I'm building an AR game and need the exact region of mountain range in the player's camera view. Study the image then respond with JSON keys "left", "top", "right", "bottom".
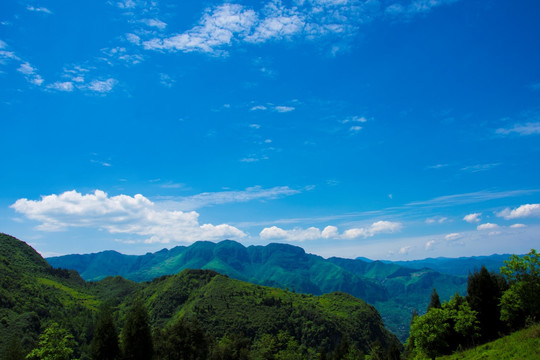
{"left": 46, "top": 239, "right": 509, "bottom": 341}
{"left": 0, "top": 233, "right": 400, "bottom": 358}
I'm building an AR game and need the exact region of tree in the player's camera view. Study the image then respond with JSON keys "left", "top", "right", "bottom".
{"left": 467, "top": 266, "right": 507, "bottom": 341}
{"left": 90, "top": 305, "right": 120, "bottom": 360}
{"left": 2, "top": 335, "right": 26, "bottom": 360}
{"left": 427, "top": 288, "right": 441, "bottom": 312}
{"left": 121, "top": 301, "right": 153, "bottom": 360}
{"left": 26, "top": 323, "right": 76, "bottom": 360}
{"left": 409, "top": 308, "right": 450, "bottom": 360}
{"left": 153, "top": 318, "right": 208, "bottom": 360}
{"left": 500, "top": 249, "right": 540, "bottom": 329}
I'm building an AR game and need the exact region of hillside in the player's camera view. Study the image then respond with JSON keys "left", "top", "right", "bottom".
{"left": 0, "top": 233, "right": 400, "bottom": 358}
{"left": 48, "top": 239, "right": 468, "bottom": 341}
{"left": 386, "top": 254, "right": 512, "bottom": 277}
{"left": 439, "top": 323, "right": 540, "bottom": 360}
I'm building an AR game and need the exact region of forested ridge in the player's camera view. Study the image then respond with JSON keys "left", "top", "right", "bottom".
{"left": 0, "top": 233, "right": 400, "bottom": 359}
{"left": 48, "top": 240, "right": 469, "bottom": 341}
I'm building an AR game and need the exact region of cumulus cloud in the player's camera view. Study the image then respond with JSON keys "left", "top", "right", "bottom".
{"left": 425, "top": 239, "right": 436, "bottom": 250}
{"left": 463, "top": 212, "right": 481, "bottom": 223}
{"left": 11, "top": 190, "right": 246, "bottom": 244}
{"left": 477, "top": 223, "right": 499, "bottom": 231}
{"left": 497, "top": 204, "right": 540, "bottom": 219}
{"left": 260, "top": 226, "right": 322, "bottom": 242}
{"left": 510, "top": 223, "right": 527, "bottom": 228}
{"left": 260, "top": 221, "right": 403, "bottom": 242}
{"left": 17, "top": 61, "right": 44, "bottom": 85}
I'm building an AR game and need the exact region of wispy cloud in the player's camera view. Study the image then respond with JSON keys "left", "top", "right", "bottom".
{"left": 407, "top": 189, "right": 539, "bottom": 208}
{"left": 17, "top": 61, "right": 44, "bottom": 85}
{"left": 27, "top": 6, "right": 53, "bottom": 14}
{"left": 11, "top": 190, "right": 246, "bottom": 244}
{"left": 496, "top": 122, "right": 540, "bottom": 136}
{"left": 461, "top": 163, "right": 500, "bottom": 173}
{"left": 164, "top": 185, "right": 302, "bottom": 210}
{"left": 477, "top": 223, "right": 499, "bottom": 230}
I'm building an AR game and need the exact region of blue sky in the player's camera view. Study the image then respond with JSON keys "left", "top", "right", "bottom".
{"left": 1, "top": 0, "right": 539, "bottom": 260}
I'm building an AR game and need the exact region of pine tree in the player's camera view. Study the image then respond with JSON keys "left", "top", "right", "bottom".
{"left": 427, "top": 288, "right": 441, "bottom": 312}
{"left": 121, "top": 300, "right": 153, "bottom": 360}
{"left": 466, "top": 266, "right": 506, "bottom": 341}
{"left": 90, "top": 305, "right": 120, "bottom": 360}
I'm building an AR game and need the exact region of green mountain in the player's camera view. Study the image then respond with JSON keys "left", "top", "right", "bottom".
{"left": 0, "top": 233, "right": 400, "bottom": 358}
{"left": 48, "top": 240, "right": 469, "bottom": 341}
{"left": 384, "top": 254, "right": 512, "bottom": 277}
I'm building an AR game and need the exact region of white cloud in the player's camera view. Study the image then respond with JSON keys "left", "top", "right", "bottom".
{"left": 259, "top": 220, "right": 402, "bottom": 242}
{"left": 425, "top": 216, "right": 448, "bottom": 224}
{"left": 497, "top": 203, "right": 540, "bottom": 219}
{"left": 477, "top": 223, "right": 499, "bottom": 231}
{"left": 463, "top": 212, "right": 481, "bottom": 223}
{"left": 399, "top": 246, "right": 412, "bottom": 255}
{"left": 341, "top": 221, "right": 403, "bottom": 239}
{"left": 17, "top": 61, "right": 44, "bottom": 85}
{"left": 47, "top": 81, "right": 74, "bottom": 92}
{"left": 349, "top": 126, "right": 363, "bottom": 132}
{"left": 260, "top": 226, "right": 322, "bottom": 242}
{"left": 274, "top": 105, "right": 295, "bottom": 113}
{"left": 385, "top": 0, "right": 458, "bottom": 17}
{"left": 143, "top": 4, "right": 258, "bottom": 54}
{"left": 116, "top": 0, "right": 136, "bottom": 9}
{"left": 142, "top": 18, "right": 167, "bottom": 30}
{"left": 510, "top": 223, "right": 527, "bottom": 228}
{"left": 250, "top": 105, "right": 268, "bottom": 111}
{"left": 27, "top": 6, "right": 53, "bottom": 14}
{"left": 321, "top": 225, "right": 339, "bottom": 239}
{"left": 461, "top": 163, "right": 500, "bottom": 173}
{"left": 11, "top": 190, "right": 246, "bottom": 244}
{"left": 126, "top": 33, "right": 141, "bottom": 45}
{"left": 445, "top": 233, "right": 462, "bottom": 241}
{"left": 87, "top": 78, "right": 117, "bottom": 93}
{"left": 169, "top": 186, "right": 301, "bottom": 210}
{"left": 425, "top": 239, "right": 436, "bottom": 250}
{"left": 244, "top": 2, "right": 305, "bottom": 43}
{"left": 496, "top": 122, "right": 540, "bottom": 136}
{"left": 341, "top": 116, "right": 368, "bottom": 124}
{"left": 249, "top": 123, "right": 261, "bottom": 129}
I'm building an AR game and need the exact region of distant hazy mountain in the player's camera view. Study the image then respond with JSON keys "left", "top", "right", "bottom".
{"left": 1, "top": 233, "right": 400, "bottom": 357}
{"left": 48, "top": 240, "right": 469, "bottom": 341}
{"left": 379, "top": 254, "right": 512, "bottom": 277}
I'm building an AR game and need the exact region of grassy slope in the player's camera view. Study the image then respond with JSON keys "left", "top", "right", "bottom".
{"left": 439, "top": 324, "right": 540, "bottom": 360}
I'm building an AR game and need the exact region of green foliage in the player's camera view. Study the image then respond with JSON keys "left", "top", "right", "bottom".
{"left": 121, "top": 301, "right": 153, "bottom": 360}
{"left": 2, "top": 335, "right": 27, "bottom": 360}
{"left": 26, "top": 323, "right": 76, "bottom": 360}
{"left": 90, "top": 305, "right": 120, "bottom": 360}
{"left": 466, "top": 266, "right": 507, "bottom": 341}
{"left": 500, "top": 249, "right": 540, "bottom": 284}
{"left": 427, "top": 288, "right": 441, "bottom": 312}
{"left": 153, "top": 318, "right": 208, "bottom": 360}
{"left": 438, "top": 323, "right": 540, "bottom": 360}
{"left": 500, "top": 249, "right": 540, "bottom": 330}
{"left": 409, "top": 294, "right": 479, "bottom": 359}
{"left": 210, "top": 334, "right": 252, "bottom": 360}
